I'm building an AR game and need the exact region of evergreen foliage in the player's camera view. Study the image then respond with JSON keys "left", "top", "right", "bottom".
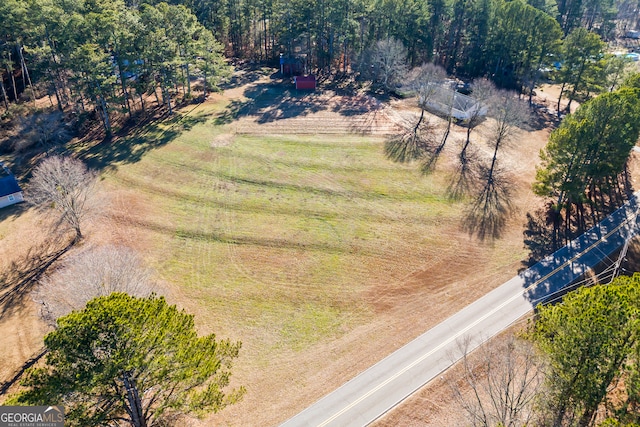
{"left": 531, "top": 274, "right": 640, "bottom": 426}
{"left": 10, "top": 293, "right": 244, "bottom": 427}
{"left": 0, "top": 0, "right": 622, "bottom": 120}
{"left": 533, "top": 86, "right": 640, "bottom": 245}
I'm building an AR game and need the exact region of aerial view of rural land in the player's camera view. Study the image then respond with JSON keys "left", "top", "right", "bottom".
{"left": 1, "top": 1, "right": 640, "bottom": 426}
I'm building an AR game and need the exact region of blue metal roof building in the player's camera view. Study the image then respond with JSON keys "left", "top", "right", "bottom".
{"left": 0, "top": 163, "right": 23, "bottom": 208}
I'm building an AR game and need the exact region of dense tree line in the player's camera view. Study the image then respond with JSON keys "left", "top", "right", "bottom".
{"left": 1, "top": 0, "right": 637, "bottom": 123}
{"left": 172, "top": 0, "right": 628, "bottom": 96}
{"left": 174, "top": 0, "right": 629, "bottom": 88}
{"left": 533, "top": 76, "right": 640, "bottom": 249}
{"left": 176, "top": 0, "right": 628, "bottom": 70}
{"left": 0, "top": 0, "right": 227, "bottom": 135}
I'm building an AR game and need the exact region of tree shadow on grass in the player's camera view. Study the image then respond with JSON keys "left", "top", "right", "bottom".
{"left": 0, "top": 232, "right": 73, "bottom": 396}
{"left": 0, "top": 234, "right": 74, "bottom": 319}
{"left": 0, "top": 347, "right": 47, "bottom": 397}
{"left": 420, "top": 137, "right": 451, "bottom": 175}
{"left": 521, "top": 203, "right": 563, "bottom": 270}
{"left": 447, "top": 148, "right": 483, "bottom": 201}
{"left": 218, "top": 64, "right": 272, "bottom": 91}
{"left": 521, "top": 175, "right": 635, "bottom": 271}
{"left": 214, "top": 74, "right": 387, "bottom": 128}
{"left": 248, "top": 83, "right": 327, "bottom": 123}
{"left": 214, "top": 98, "right": 253, "bottom": 126}
{"left": 383, "top": 114, "right": 435, "bottom": 163}
{"left": 0, "top": 202, "right": 27, "bottom": 223}
{"left": 419, "top": 120, "right": 462, "bottom": 175}
{"left": 76, "top": 106, "right": 208, "bottom": 172}
{"left": 463, "top": 167, "right": 516, "bottom": 241}
{"left": 331, "top": 92, "right": 384, "bottom": 117}
{"left": 213, "top": 82, "right": 329, "bottom": 127}
{"left": 329, "top": 74, "right": 368, "bottom": 97}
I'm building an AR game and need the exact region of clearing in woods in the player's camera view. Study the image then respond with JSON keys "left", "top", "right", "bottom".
{"left": 0, "top": 68, "right": 553, "bottom": 425}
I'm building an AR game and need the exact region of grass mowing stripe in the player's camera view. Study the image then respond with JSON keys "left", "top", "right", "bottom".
{"left": 108, "top": 112, "right": 513, "bottom": 354}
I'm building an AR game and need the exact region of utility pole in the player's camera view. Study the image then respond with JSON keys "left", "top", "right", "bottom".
{"left": 612, "top": 207, "right": 640, "bottom": 280}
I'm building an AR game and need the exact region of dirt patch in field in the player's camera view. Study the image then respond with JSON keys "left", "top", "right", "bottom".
{"left": 211, "top": 133, "right": 235, "bottom": 147}
{"left": 367, "top": 229, "right": 490, "bottom": 313}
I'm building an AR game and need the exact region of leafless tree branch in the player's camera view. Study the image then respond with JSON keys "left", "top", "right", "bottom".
{"left": 27, "top": 156, "right": 99, "bottom": 242}
{"left": 450, "top": 334, "right": 547, "bottom": 427}
{"left": 33, "top": 245, "right": 156, "bottom": 325}
{"left": 13, "top": 111, "right": 72, "bottom": 153}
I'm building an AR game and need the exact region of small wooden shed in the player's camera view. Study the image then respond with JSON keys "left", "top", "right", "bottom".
{"left": 294, "top": 75, "right": 316, "bottom": 90}
{"left": 0, "top": 163, "right": 23, "bottom": 209}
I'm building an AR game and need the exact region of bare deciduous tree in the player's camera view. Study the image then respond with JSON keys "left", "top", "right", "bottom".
{"left": 14, "top": 111, "right": 72, "bottom": 152}
{"left": 465, "top": 91, "right": 530, "bottom": 239}
{"left": 34, "top": 245, "right": 156, "bottom": 325}
{"left": 28, "top": 156, "right": 98, "bottom": 242}
{"left": 413, "top": 63, "right": 449, "bottom": 106}
{"left": 447, "top": 80, "right": 494, "bottom": 200}
{"left": 450, "top": 335, "right": 546, "bottom": 427}
{"left": 371, "top": 38, "right": 409, "bottom": 91}
{"left": 460, "top": 78, "right": 496, "bottom": 164}
{"left": 485, "top": 90, "right": 531, "bottom": 184}
{"left": 384, "top": 63, "right": 447, "bottom": 164}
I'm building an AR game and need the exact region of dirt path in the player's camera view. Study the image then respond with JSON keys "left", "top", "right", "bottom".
{"left": 224, "top": 73, "right": 403, "bottom": 135}
{"left": 534, "top": 83, "right": 580, "bottom": 116}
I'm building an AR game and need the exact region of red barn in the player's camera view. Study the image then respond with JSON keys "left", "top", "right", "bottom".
{"left": 294, "top": 75, "right": 316, "bottom": 90}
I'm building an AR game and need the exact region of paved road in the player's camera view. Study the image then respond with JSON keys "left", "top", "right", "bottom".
{"left": 280, "top": 191, "right": 640, "bottom": 427}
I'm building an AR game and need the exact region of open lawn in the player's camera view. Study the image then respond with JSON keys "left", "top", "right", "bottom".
{"left": 105, "top": 126, "right": 466, "bottom": 347}
{"left": 95, "top": 95, "right": 533, "bottom": 425}
{"left": 0, "top": 72, "right": 550, "bottom": 426}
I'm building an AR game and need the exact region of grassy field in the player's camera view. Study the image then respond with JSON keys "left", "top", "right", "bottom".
{"left": 82, "top": 93, "right": 536, "bottom": 425}
{"left": 99, "top": 101, "right": 469, "bottom": 356}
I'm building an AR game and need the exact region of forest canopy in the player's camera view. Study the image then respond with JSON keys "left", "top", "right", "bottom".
{"left": 1, "top": 0, "right": 637, "bottom": 111}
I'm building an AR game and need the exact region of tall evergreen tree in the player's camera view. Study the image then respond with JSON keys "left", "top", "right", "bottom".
{"left": 555, "top": 27, "right": 607, "bottom": 114}
{"left": 531, "top": 277, "right": 640, "bottom": 427}
{"left": 534, "top": 87, "right": 640, "bottom": 241}
{"left": 10, "top": 293, "right": 245, "bottom": 427}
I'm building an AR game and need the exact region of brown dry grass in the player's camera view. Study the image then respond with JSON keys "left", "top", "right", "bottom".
{"left": 0, "top": 209, "right": 62, "bottom": 394}
{"left": 372, "top": 324, "right": 537, "bottom": 427}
